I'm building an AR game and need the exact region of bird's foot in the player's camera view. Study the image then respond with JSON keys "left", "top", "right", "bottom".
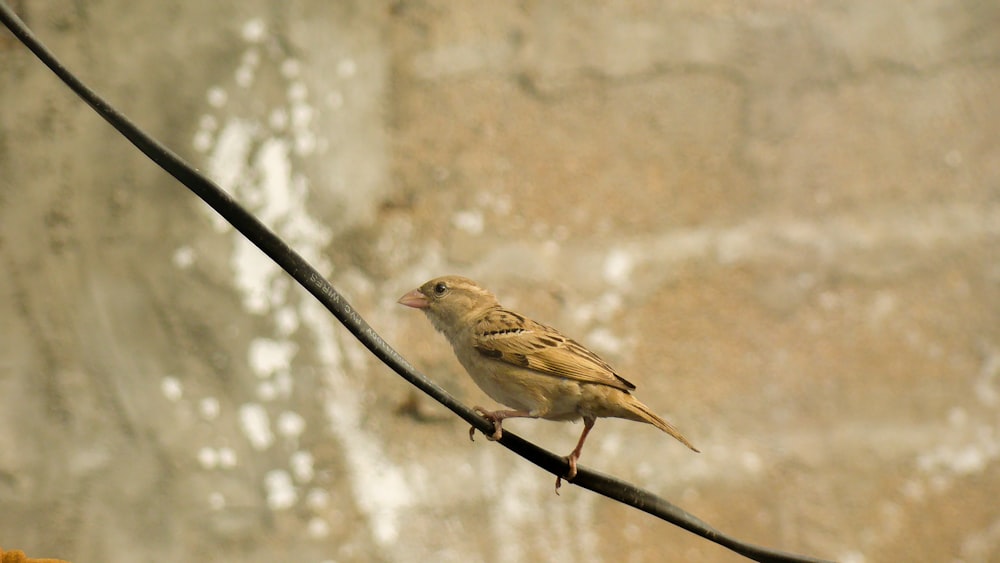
{"left": 554, "top": 454, "right": 579, "bottom": 494}
{"left": 469, "top": 406, "right": 503, "bottom": 441}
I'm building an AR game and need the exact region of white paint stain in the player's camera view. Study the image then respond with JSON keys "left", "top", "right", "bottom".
{"left": 172, "top": 246, "right": 195, "bottom": 269}
{"left": 248, "top": 338, "right": 297, "bottom": 378}
{"left": 302, "top": 299, "right": 414, "bottom": 545}
{"left": 241, "top": 18, "right": 267, "bottom": 43}
{"left": 197, "top": 447, "right": 218, "bottom": 469}
{"left": 277, "top": 410, "right": 306, "bottom": 438}
{"left": 452, "top": 210, "right": 484, "bottom": 235}
{"left": 290, "top": 450, "right": 315, "bottom": 483}
{"left": 239, "top": 403, "right": 274, "bottom": 451}
{"left": 265, "top": 469, "right": 297, "bottom": 510}
{"left": 218, "top": 447, "right": 238, "bottom": 469}
{"left": 603, "top": 248, "right": 633, "bottom": 285}
{"left": 194, "top": 24, "right": 411, "bottom": 549}
{"left": 308, "top": 517, "right": 331, "bottom": 538}
{"left": 160, "top": 377, "right": 183, "bottom": 402}
{"left": 207, "top": 86, "right": 228, "bottom": 108}
{"left": 199, "top": 396, "right": 220, "bottom": 420}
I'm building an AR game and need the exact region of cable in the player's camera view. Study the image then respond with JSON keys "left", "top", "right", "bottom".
{"left": 0, "top": 4, "right": 833, "bottom": 562}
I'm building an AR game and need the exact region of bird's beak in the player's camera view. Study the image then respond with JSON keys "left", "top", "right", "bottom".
{"left": 397, "top": 289, "right": 430, "bottom": 309}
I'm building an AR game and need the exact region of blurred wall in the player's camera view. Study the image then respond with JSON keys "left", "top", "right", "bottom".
{"left": 1, "top": 1, "right": 998, "bottom": 562}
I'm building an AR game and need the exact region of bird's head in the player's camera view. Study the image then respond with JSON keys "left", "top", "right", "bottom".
{"left": 398, "top": 275, "right": 499, "bottom": 334}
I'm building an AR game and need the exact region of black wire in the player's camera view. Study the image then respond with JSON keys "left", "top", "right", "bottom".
{"left": 0, "top": 5, "right": 834, "bottom": 563}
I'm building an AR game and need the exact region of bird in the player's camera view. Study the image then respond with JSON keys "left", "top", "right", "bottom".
{"left": 398, "top": 275, "right": 698, "bottom": 491}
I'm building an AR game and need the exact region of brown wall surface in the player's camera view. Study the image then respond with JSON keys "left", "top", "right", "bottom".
{"left": 2, "top": 2, "right": 998, "bottom": 561}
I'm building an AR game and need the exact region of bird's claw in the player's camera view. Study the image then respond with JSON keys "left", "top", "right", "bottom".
{"left": 554, "top": 455, "right": 579, "bottom": 494}
{"left": 470, "top": 407, "right": 503, "bottom": 441}
{"left": 469, "top": 425, "right": 502, "bottom": 441}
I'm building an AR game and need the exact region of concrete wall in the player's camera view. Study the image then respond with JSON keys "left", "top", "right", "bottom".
{"left": 2, "top": 1, "right": 998, "bottom": 561}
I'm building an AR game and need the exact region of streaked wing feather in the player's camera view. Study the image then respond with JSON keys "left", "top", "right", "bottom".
{"left": 473, "top": 308, "right": 636, "bottom": 392}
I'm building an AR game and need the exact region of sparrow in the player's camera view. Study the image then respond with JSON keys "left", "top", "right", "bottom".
{"left": 398, "top": 275, "right": 698, "bottom": 491}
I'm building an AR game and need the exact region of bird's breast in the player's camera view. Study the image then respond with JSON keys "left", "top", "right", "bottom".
{"left": 452, "top": 347, "right": 583, "bottom": 419}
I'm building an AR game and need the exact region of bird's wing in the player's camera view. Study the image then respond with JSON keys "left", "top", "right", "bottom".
{"left": 473, "top": 308, "right": 636, "bottom": 392}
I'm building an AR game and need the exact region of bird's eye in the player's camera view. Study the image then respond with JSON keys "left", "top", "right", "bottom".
{"left": 433, "top": 281, "right": 448, "bottom": 296}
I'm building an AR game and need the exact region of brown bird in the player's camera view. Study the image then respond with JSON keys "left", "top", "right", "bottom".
{"left": 398, "top": 275, "right": 698, "bottom": 491}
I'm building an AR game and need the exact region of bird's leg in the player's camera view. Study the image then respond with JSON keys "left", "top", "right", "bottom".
{"left": 469, "top": 406, "right": 535, "bottom": 441}
{"left": 555, "top": 416, "right": 596, "bottom": 493}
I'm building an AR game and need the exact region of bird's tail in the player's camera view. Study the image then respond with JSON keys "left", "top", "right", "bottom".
{"left": 620, "top": 395, "right": 700, "bottom": 453}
